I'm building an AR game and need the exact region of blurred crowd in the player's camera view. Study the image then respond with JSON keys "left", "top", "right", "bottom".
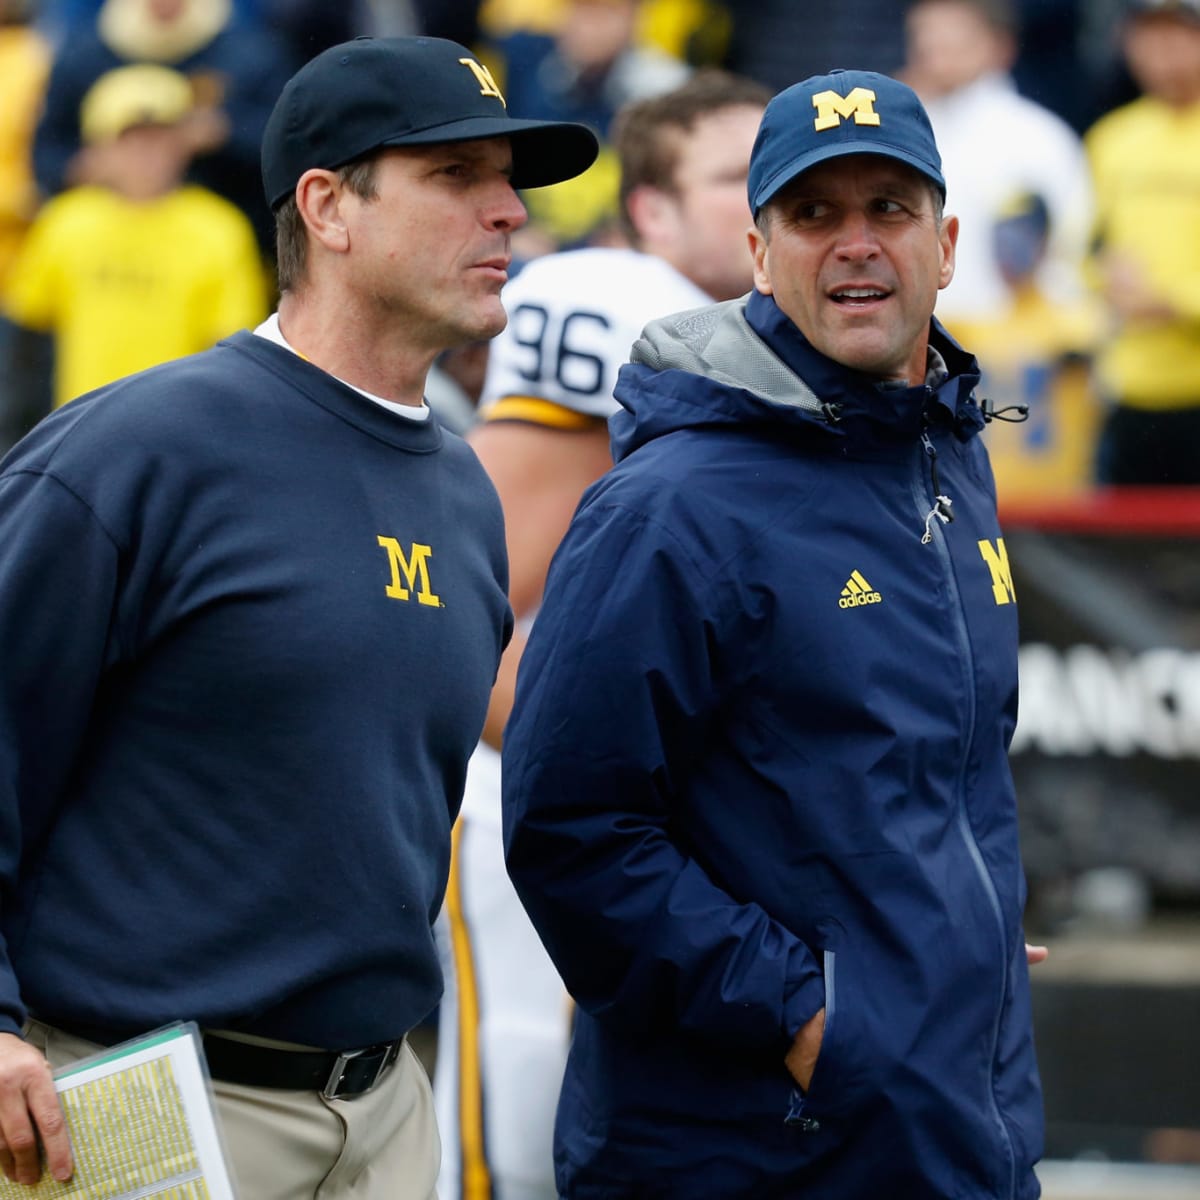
{"left": 1, "top": 0, "right": 1198, "bottom": 1170}
{"left": 2, "top": 0, "right": 1200, "bottom": 494}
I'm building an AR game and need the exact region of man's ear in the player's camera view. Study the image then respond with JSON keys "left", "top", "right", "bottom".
{"left": 749, "top": 224, "right": 773, "bottom": 295}
{"left": 938, "top": 213, "right": 959, "bottom": 290}
{"left": 295, "top": 168, "right": 350, "bottom": 253}
{"left": 625, "top": 184, "right": 675, "bottom": 247}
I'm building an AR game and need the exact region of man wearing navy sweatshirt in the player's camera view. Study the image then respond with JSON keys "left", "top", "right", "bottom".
{"left": 0, "top": 36, "right": 596, "bottom": 1199}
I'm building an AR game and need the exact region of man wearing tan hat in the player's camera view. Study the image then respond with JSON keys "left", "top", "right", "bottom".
{"left": 33, "top": 0, "right": 294, "bottom": 251}
{"left": 4, "top": 61, "right": 266, "bottom": 408}
{"left": 0, "top": 36, "right": 597, "bottom": 1200}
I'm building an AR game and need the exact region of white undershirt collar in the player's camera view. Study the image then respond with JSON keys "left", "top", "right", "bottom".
{"left": 254, "top": 314, "right": 431, "bottom": 421}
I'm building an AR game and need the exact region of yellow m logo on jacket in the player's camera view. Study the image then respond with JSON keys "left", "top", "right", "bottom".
{"left": 978, "top": 538, "right": 1016, "bottom": 606}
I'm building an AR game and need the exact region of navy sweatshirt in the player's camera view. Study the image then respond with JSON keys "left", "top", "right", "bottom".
{"left": 0, "top": 332, "right": 511, "bottom": 1049}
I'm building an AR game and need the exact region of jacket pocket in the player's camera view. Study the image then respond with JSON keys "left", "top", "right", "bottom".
{"left": 784, "top": 948, "right": 837, "bottom": 1131}
{"left": 785, "top": 946, "right": 878, "bottom": 1124}
{"left": 807, "top": 948, "right": 838, "bottom": 1093}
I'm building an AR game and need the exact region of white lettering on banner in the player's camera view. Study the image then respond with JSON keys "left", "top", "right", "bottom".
{"left": 1012, "top": 643, "right": 1200, "bottom": 759}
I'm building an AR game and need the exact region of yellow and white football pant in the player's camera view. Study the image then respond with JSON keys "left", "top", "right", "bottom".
{"left": 435, "top": 743, "right": 571, "bottom": 1200}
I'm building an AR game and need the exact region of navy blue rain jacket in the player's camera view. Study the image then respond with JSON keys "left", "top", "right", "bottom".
{"left": 503, "top": 291, "right": 1044, "bottom": 1199}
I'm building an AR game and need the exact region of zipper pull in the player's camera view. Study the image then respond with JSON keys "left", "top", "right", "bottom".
{"left": 920, "top": 430, "right": 955, "bottom": 545}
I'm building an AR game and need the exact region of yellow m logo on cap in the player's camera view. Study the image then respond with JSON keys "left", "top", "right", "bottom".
{"left": 459, "top": 57, "right": 505, "bottom": 105}
{"left": 812, "top": 87, "right": 881, "bottom": 132}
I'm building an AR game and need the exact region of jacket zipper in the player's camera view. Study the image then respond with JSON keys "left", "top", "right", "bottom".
{"left": 912, "top": 428, "right": 1018, "bottom": 1198}
{"left": 919, "top": 427, "right": 955, "bottom": 544}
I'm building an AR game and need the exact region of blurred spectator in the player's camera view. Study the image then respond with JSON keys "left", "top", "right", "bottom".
{"left": 488, "top": 0, "right": 690, "bottom": 246}
{"left": 714, "top": 0, "right": 906, "bottom": 94}
{"left": 0, "top": 0, "right": 53, "bottom": 454}
{"left": 432, "top": 67, "right": 767, "bottom": 1200}
{"left": 408, "top": 0, "right": 476, "bottom": 43}
{"left": 0, "top": 0, "right": 49, "bottom": 290}
{"left": 492, "top": 0, "right": 688, "bottom": 135}
{"left": 476, "top": 0, "right": 566, "bottom": 38}
{"left": 949, "top": 192, "right": 1104, "bottom": 502}
{"left": 37, "top": 0, "right": 277, "bottom": 34}
{"left": 4, "top": 62, "right": 267, "bottom": 408}
{"left": 1085, "top": 0, "right": 1200, "bottom": 485}
{"left": 1080, "top": 0, "right": 1143, "bottom": 120}
{"left": 903, "top": 0, "right": 1093, "bottom": 328}
{"left": 1009, "top": 0, "right": 1092, "bottom": 132}
{"left": 32, "top": 0, "right": 296, "bottom": 254}
{"left": 257, "top": 0, "right": 374, "bottom": 61}
{"left": 605, "top": 0, "right": 730, "bottom": 70}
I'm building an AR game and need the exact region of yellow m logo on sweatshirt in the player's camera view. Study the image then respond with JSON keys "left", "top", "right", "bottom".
{"left": 377, "top": 537, "right": 442, "bottom": 607}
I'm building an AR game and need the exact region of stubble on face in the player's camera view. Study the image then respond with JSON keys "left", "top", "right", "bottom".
{"left": 350, "top": 140, "right": 525, "bottom": 353}
{"left": 750, "top": 157, "right": 956, "bottom": 384}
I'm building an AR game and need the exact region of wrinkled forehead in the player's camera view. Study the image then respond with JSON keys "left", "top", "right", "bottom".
{"left": 772, "top": 153, "right": 937, "bottom": 201}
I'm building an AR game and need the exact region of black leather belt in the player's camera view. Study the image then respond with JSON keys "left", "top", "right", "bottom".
{"left": 200, "top": 1033, "right": 404, "bottom": 1100}
{"left": 36, "top": 1016, "right": 404, "bottom": 1100}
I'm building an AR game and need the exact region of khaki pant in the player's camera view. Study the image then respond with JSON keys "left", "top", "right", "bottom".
{"left": 26, "top": 1021, "right": 440, "bottom": 1200}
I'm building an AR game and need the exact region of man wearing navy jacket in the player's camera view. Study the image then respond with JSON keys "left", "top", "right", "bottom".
{"left": 504, "top": 70, "right": 1044, "bottom": 1198}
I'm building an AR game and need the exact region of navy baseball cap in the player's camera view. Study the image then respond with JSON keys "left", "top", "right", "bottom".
{"left": 262, "top": 36, "right": 600, "bottom": 210}
{"left": 748, "top": 68, "right": 945, "bottom": 216}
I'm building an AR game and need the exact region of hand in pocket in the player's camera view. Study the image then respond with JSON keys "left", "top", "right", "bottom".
{"left": 784, "top": 1007, "right": 826, "bottom": 1091}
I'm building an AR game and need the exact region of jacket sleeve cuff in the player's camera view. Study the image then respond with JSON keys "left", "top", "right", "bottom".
{"left": 781, "top": 945, "right": 827, "bottom": 1042}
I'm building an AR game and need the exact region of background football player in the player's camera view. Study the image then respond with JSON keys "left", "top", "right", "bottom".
{"left": 434, "top": 68, "right": 771, "bottom": 1200}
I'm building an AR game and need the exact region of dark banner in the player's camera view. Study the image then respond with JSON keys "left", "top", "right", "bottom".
{"left": 1001, "top": 489, "right": 1200, "bottom": 925}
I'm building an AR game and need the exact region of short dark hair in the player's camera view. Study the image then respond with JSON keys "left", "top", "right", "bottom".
{"left": 611, "top": 69, "right": 771, "bottom": 246}
{"left": 274, "top": 157, "right": 379, "bottom": 294}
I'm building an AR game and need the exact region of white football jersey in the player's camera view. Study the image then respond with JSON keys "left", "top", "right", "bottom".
{"left": 480, "top": 246, "right": 713, "bottom": 423}
{"left": 439, "top": 248, "right": 714, "bottom": 1200}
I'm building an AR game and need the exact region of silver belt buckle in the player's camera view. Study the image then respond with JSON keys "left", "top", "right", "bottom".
{"left": 322, "top": 1041, "right": 399, "bottom": 1100}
